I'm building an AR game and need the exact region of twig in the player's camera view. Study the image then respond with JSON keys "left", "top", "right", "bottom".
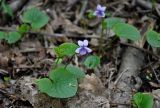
{"left": 106, "top": 0, "right": 130, "bottom": 7}
{"left": 10, "top": 0, "right": 28, "bottom": 13}
{"left": 110, "top": 102, "right": 130, "bottom": 106}
{"left": 0, "top": 69, "right": 8, "bottom": 75}
{"left": 155, "top": 6, "right": 160, "bottom": 18}
{"left": 136, "top": 0, "right": 152, "bottom": 9}
{"left": 114, "top": 68, "right": 128, "bottom": 85}
{"left": 147, "top": 51, "right": 160, "bottom": 83}
{"left": 108, "top": 68, "right": 115, "bottom": 84}
{"left": 66, "top": 0, "right": 79, "bottom": 11}
{"left": 120, "top": 42, "right": 160, "bottom": 59}
{"left": 13, "top": 65, "right": 41, "bottom": 69}
{"left": 19, "top": 48, "right": 42, "bottom": 53}
{"left": 74, "top": 0, "right": 88, "bottom": 24}
{"left": 0, "top": 89, "right": 17, "bottom": 99}
{"left": 0, "top": 26, "right": 101, "bottom": 39}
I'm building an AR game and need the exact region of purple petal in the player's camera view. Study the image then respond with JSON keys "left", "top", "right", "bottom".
{"left": 96, "top": 11, "right": 105, "bottom": 17}
{"left": 78, "top": 40, "right": 84, "bottom": 46}
{"left": 79, "top": 48, "right": 87, "bottom": 55}
{"left": 85, "top": 47, "right": 92, "bottom": 53}
{"left": 101, "top": 12, "right": 105, "bottom": 17}
{"left": 101, "top": 6, "right": 106, "bottom": 11}
{"left": 93, "top": 11, "right": 98, "bottom": 16}
{"left": 83, "top": 40, "right": 88, "bottom": 46}
{"left": 97, "top": 4, "right": 102, "bottom": 10}
{"left": 75, "top": 47, "right": 81, "bottom": 53}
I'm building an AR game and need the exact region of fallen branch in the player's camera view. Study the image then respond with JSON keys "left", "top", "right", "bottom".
{"left": 136, "top": 0, "right": 160, "bottom": 10}
{"left": 0, "top": 26, "right": 101, "bottom": 39}
{"left": 120, "top": 42, "right": 160, "bottom": 59}
{"left": 136, "top": 0, "right": 152, "bottom": 9}
{"left": 10, "top": 0, "right": 28, "bottom": 13}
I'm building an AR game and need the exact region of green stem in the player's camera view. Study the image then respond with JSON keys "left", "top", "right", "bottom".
{"left": 64, "top": 55, "right": 75, "bottom": 69}
{"left": 99, "top": 19, "right": 105, "bottom": 55}
{"left": 53, "top": 58, "right": 60, "bottom": 69}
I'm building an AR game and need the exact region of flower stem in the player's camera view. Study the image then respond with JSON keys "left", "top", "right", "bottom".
{"left": 64, "top": 55, "right": 75, "bottom": 69}
{"left": 53, "top": 58, "right": 60, "bottom": 69}
{"left": 99, "top": 20, "right": 105, "bottom": 55}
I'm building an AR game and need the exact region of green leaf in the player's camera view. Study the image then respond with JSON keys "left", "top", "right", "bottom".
{"left": 113, "top": 23, "right": 141, "bottom": 41}
{"left": 105, "top": 17, "right": 125, "bottom": 29}
{"left": 18, "top": 24, "right": 30, "bottom": 34}
{"left": 133, "top": 92, "right": 154, "bottom": 108}
{"left": 66, "top": 64, "right": 85, "bottom": 78}
{"left": 87, "top": 10, "right": 95, "bottom": 19}
{"left": 36, "top": 78, "right": 52, "bottom": 93}
{"left": 84, "top": 55, "right": 100, "bottom": 69}
{"left": 7, "top": 32, "right": 21, "bottom": 44}
{"left": 54, "top": 43, "right": 78, "bottom": 58}
{"left": 2, "top": 0, "right": 13, "bottom": 17}
{"left": 146, "top": 30, "right": 160, "bottom": 47}
{"left": 22, "top": 8, "right": 49, "bottom": 29}
{"left": 48, "top": 67, "right": 78, "bottom": 98}
{"left": 133, "top": 92, "right": 143, "bottom": 108}
{"left": 0, "top": 31, "right": 6, "bottom": 40}
{"left": 55, "top": 58, "right": 62, "bottom": 64}
{"left": 102, "top": 19, "right": 107, "bottom": 29}
{"left": 4, "top": 76, "right": 10, "bottom": 82}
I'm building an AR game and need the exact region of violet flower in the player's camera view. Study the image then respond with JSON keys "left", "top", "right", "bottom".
{"left": 93, "top": 4, "right": 106, "bottom": 17}
{"left": 75, "top": 40, "right": 92, "bottom": 55}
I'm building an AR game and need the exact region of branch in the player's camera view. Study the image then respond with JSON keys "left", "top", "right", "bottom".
{"left": 0, "top": 26, "right": 101, "bottom": 39}
{"left": 120, "top": 42, "right": 160, "bottom": 59}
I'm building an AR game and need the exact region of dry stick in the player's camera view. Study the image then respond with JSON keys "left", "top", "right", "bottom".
{"left": 136, "top": 0, "right": 152, "bottom": 9}
{"left": 74, "top": 0, "right": 88, "bottom": 24}
{"left": 120, "top": 42, "right": 160, "bottom": 59}
{"left": 147, "top": 52, "right": 160, "bottom": 83}
{"left": 114, "top": 68, "right": 128, "bottom": 85}
{"left": 110, "top": 102, "right": 130, "bottom": 107}
{"left": 0, "top": 69, "right": 8, "bottom": 74}
{"left": 19, "top": 48, "right": 42, "bottom": 53}
{"left": 98, "top": 101, "right": 130, "bottom": 107}
{"left": 0, "top": 27, "right": 159, "bottom": 59}
{"left": 66, "top": 0, "right": 79, "bottom": 11}
{"left": 155, "top": 6, "right": 160, "bottom": 18}
{"left": 13, "top": 65, "right": 41, "bottom": 69}
{"left": 0, "top": 27, "right": 101, "bottom": 39}
{"left": 136, "top": 0, "right": 160, "bottom": 10}
{"left": 106, "top": 0, "right": 130, "bottom": 7}
{"left": 10, "top": 0, "right": 28, "bottom": 13}
{"left": 0, "top": 88, "right": 17, "bottom": 99}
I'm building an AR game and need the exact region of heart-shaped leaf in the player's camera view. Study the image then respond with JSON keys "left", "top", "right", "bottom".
{"left": 37, "top": 67, "right": 78, "bottom": 98}
{"left": 87, "top": 10, "right": 96, "bottom": 19}
{"left": 36, "top": 78, "right": 52, "bottom": 93}
{"left": 54, "top": 43, "right": 78, "bottom": 58}
{"left": 113, "top": 23, "right": 141, "bottom": 41}
{"left": 22, "top": 8, "right": 49, "bottom": 29}
{"left": 0, "top": 31, "right": 6, "bottom": 40}
{"left": 66, "top": 64, "right": 85, "bottom": 78}
{"left": 146, "top": 30, "right": 160, "bottom": 47}
{"left": 133, "top": 92, "right": 153, "bottom": 108}
{"left": 48, "top": 67, "right": 78, "bottom": 98}
{"left": 2, "top": 0, "right": 13, "bottom": 17}
{"left": 7, "top": 32, "right": 21, "bottom": 44}
{"left": 104, "top": 17, "right": 125, "bottom": 29}
{"left": 18, "top": 24, "right": 30, "bottom": 34}
{"left": 84, "top": 55, "right": 100, "bottom": 69}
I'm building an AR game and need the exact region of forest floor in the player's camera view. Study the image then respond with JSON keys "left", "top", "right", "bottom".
{"left": 0, "top": 0, "right": 160, "bottom": 108}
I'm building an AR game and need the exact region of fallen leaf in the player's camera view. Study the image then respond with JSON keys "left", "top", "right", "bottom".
{"left": 79, "top": 73, "right": 105, "bottom": 94}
